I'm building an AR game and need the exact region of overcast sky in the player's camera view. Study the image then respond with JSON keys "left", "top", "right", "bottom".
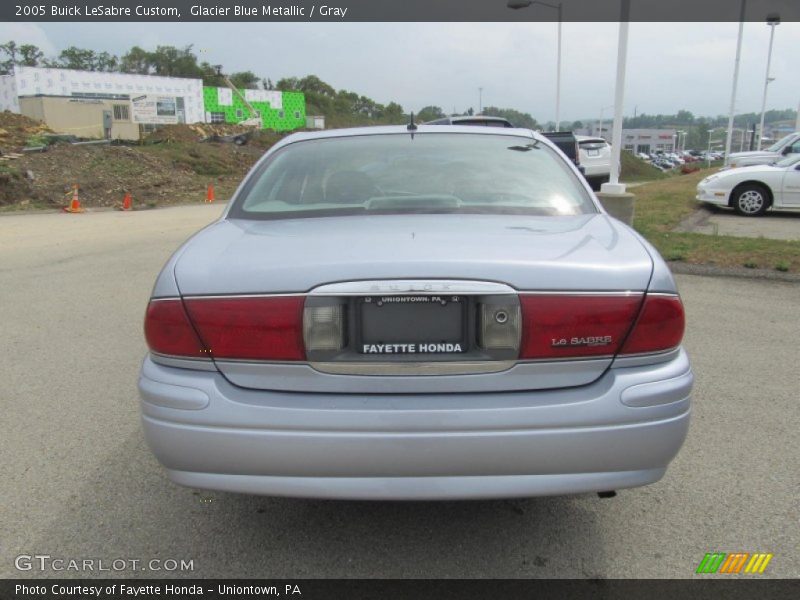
{"left": 2, "top": 21, "right": 798, "bottom": 122}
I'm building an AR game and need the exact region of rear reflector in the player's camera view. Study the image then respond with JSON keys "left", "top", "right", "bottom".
{"left": 183, "top": 296, "right": 305, "bottom": 361}
{"left": 619, "top": 294, "right": 685, "bottom": 355}
{"left": 144, "top": 299, "right": 207, "bottom": 358}
{"left": 520, "top": 294, "right": 643, "bottom": 359}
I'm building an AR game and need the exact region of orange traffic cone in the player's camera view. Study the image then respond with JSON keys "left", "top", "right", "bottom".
{"left": 206, "top": 183, "right": 215, "bottom": 203}
{"left": 120, "top": 192, "right": 133, "bottom": 211}
{"left": 63, "top": 184, "right": 84, "bottom": 213}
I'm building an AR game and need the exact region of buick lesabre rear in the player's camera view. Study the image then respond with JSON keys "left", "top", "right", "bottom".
{"left": 138, "top": 126, "right": 692, "bottom": 499}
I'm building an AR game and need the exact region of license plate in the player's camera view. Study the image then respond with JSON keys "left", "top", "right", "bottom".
{"left": 587, "top": 149, "right": 600, "bottom": 156}
{"left": 359, "top": 296, "right": 466, "bottom": 354}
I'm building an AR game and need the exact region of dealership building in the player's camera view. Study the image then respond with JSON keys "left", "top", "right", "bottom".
{"left": 0, "top": 66, "right": 306, "bottom": 140}
{"left": 577, "top": 126, "right": 679, "bottom": 154}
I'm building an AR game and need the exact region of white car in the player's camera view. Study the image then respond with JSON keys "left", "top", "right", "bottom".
{"left": 727, "top": 132, "right": 800, "bottom": 169}
{"left": 696, "top": 155, "right": 800, "bottom": 216}
{"left": 576, "top": 136, "right": 611, "bottom": 190}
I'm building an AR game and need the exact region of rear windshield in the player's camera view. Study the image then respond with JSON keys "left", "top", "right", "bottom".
{"left": 230, "top": 133, "right": 596, "bottom": 220}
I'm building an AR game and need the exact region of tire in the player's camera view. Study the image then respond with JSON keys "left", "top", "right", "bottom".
{"left": 732, "top": 184, "right": 770, "bottom": 217}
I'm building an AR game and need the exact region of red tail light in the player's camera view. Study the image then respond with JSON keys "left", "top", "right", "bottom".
{"left": 183, "top": 296, "right": 305, "bottom": 361}
{"left": 520, "top": 294, "right": 643, "bottom": 359}
{"left": 144, "top": 299, "right": 207, "bottom": 358}
{"left": 619, "top": 294, "right": 685, "bottom": 355}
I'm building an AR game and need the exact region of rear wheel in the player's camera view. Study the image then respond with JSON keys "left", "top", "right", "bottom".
{"left": 732, "top": 184, "right": 769, "bottom": 217}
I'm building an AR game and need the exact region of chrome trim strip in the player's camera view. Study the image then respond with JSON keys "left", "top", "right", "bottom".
{"left": 173, "top": 289, "right": 666, "bottom": 300}
{"left": 612, "top": 347, "right": 681, "bottom": 368}
{"left": 309, "top": 279, "right": 517, "bottom": 296}
{"left": 518, "top": 290, "right": 642, "bottom": 297}
{"left": 181, "top": 293, "right": 304, "bottom": 300}
{"left": 150, "top": 353, "right": 217, "bottom": 372}
{"left": 309, "top": 361, "right": 516, "bottom": 376}
{"left": 643, "top": 292, "right": 681, "bottom": 298}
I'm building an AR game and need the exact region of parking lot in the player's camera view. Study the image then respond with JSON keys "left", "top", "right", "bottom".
{"left": 1, "top": 205, "right": 797, "bottom": 578}
{"left": 680, "top": 206, "right": 800, "bottom": 241}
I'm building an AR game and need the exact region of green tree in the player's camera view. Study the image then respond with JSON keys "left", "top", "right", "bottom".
{"left": 676, "top": 109, "right": 695, "bottom": 125}
{"left": 148, "top": 45, "right": 202, "bottom": 78}
{"left": 18, "top": 44, "right": 43, "bottom": 67}
{"left": 119, "top": 46, "right": 151, "bottom": 74}
{"left": 228, "top": 71, "right": 260, "bottom": 89}
{"left": 416, "top": 106, "right": 445, "bottom": 122}
{"left": 482, "top": 106, "right": 538, "bottom": 129}
{"left": 50, "top": 46, "right": 118, "bottom": 71}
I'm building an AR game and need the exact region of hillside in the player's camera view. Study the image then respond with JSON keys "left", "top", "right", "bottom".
{"left": 0, "top": 113, "right": 293, "bottom": 210}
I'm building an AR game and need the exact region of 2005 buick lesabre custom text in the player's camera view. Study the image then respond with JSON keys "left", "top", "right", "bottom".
{"left": 138, "top": 126, "right": 693, "bottom": 500}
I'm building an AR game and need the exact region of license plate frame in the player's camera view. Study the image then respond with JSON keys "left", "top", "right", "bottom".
{"left": 357, "top": 295, "right": 467, "bottom": 355}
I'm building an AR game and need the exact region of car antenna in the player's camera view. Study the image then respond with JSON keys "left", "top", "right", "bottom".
{"left": 407, "top": 112, "right": 418, "bottom": 139}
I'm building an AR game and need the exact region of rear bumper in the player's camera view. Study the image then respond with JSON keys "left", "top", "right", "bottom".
{"left": 138, "top": 350, "right": 692, "bottom": 499}
{"left": 582, "top": 166, "right": 611, "bottom": 178}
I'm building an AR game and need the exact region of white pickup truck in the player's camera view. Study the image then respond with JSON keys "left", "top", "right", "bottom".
{"left": 727, "top": 132, "right": 800, "bottom": 169}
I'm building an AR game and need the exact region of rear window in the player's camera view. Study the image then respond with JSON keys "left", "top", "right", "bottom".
{"left": 230, "top": 133, "right": 596, "bottom": 220}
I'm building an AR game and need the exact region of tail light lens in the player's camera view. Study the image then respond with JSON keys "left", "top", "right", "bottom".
{"left": 144, "top": 299, "right": 208, "bottom": 358}
{"left": 182, "top": 296, "right": 305, "bottom": 361}
{"left": 619, "top": 294, "right": 685, "bottom": 355}
{"left": 478, "top": 303, "right": 521, "bottom": 351}
{"left": 304, "top": 304, "right": 346, "bottom": 351}
{"left": 519, "top": 293, "right": 685, "bottom": 360}
{"left": 519, "top": 294, "right": 643, "bottom": 359}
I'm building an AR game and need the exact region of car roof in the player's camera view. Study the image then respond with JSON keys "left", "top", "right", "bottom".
{"left": 269, "top": 125, "right": 541, "bottom": 153}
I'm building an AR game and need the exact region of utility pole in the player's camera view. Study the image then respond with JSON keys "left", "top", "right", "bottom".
{"left": 724, "top": 0, "right": 746, "bottom": 166}
{"left": 795, "top": 99, "right": 800, "bottom": 131}
{"left": 757, "top": 14, "right": 780, "bottom": 150}
{"left": 604, "top": 0, "right": 630, "bottom": 191}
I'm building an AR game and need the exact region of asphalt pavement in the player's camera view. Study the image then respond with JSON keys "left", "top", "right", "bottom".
{"left": 1, "top": 205, "right": 797, "bottom": 578}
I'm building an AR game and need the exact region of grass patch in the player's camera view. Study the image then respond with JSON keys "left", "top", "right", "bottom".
{"left": 620, "top": 152, "right": 668, "bottom": 182}
{"left": 775, "top": 261, "right": 790, "bottom": 272}
{"left": 632, "top": 168, "right": 800, "bottom": 273}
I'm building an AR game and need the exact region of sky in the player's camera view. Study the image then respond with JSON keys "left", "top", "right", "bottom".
{"left": 1, "top": 21, "right": 798, "bottom": 123}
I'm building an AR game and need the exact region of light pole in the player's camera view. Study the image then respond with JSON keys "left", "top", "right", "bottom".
{"left": 757, "top": 13, "right": 780, "bottom": 150}
{"left": 603, "top": 0, "right": 631, "bottom": 192}
{"left": 675, "top": 131, "right": 687, "bottom": 153}
{"left": 724, "top": 0, "right": 746, "bottom": 166}
{"left": 795, "top": 98, "right": 799, "bottom": 132}
{"left": 596, "top": 104, "right": 614, "bottom": 139}
{"left": 507, "top": 0, "right": 562, "bottom": 130}
{"left": 478, "top": 87, "right": 483, "bottom": 114}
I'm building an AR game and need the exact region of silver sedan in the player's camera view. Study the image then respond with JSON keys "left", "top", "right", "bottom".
{"left": 139, "top": 126, "right": 692, "bottom": 500}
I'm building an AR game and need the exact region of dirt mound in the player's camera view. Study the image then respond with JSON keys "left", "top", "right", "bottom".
{"left": 144, "top": 123, "right": 254, "bottom": 144}
{"left": 2, "top": 144, "right": 204, "bottom": 208}
{"left": 2, "top": 140, "right": 268, "bottom": 209}
{"left": 0, "top": 111, "right": 52, "bottom": 151}
{"left": 0, "top": 120, "right": 290, "bottom": 210}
